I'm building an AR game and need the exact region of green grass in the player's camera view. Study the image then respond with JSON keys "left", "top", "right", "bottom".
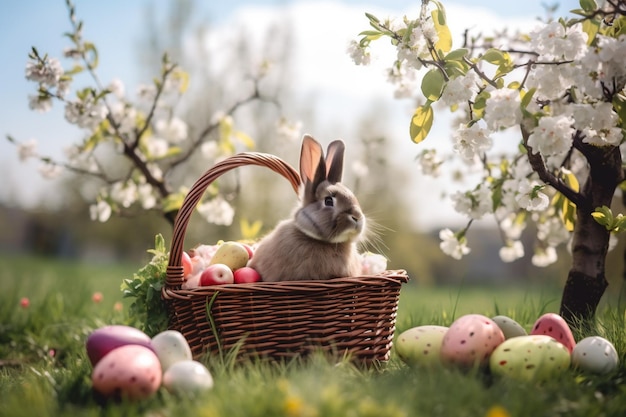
{"left": 1, "top": 254, "right": 625, "bottom": 417}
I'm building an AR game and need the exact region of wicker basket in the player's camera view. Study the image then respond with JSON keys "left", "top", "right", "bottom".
{"left": 162, "top": 152, "right": 409, "bottom": 364}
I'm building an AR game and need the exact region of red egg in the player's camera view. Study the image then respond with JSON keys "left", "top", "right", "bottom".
{"left": 530, "top": 313, "right": 576, "bottom": 353}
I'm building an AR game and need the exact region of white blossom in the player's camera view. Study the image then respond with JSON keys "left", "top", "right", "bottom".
{"left": 347, "top": 40, "right": 371, "bottom": 66}
{"left": 108, "top": 78, "right": 125, "bottom": 99}
{"left": 276, "top": 118, "right": 302, "bottom": 143}
{"left": 499, "top": 212, "right": 526, "bottom": 240}
{"left": 439, "top": 228, "right": 470, "bottom": 260}
{"left": 537, "top": 217, "right": 571, "bottom": 247}
{"left": 17, "top": 139, "right": 38, "bottom": 161}
{"left": 499, "top": 240, "right": 525, "bottom": 262}
{"left": 145, "top": 137, "right": 169, "bottom": 159}
{"left": 439, "top": 71, "right": 480, "bottom": 106}
{"left": 417, "top": 149, "right": 442, "bottom": 177}
{"left": 201, "top": 141, "right": 220, "bottom": 160}
{"left": 138, "top": 182, "right": 156, "bottom": 210}
{"left": 110, "top": 181, "right": 138, "bottom": 208}
{"left": 155, "top": 117, "right": 188, "bottom": 144}
{"left": 197, "top": 196, "right": 235, "bottom": 226}
{"left": 64, "top": 97, "right": 108, "bottom": 130}
{"left": 90, "top": 200, "right": 112, "bottom": 223}
{"left": 483, "top": 88, "right": 522, "bottom": 131}
{"left": 136, "top": 84, "right": 157, "bottom": 103}
{"left": 38, "top": 162, "right": 63, "bottom": 179}
{"left": 386, "top": 63, "right": 418, "bottom": 99}
{"left": 451, "top": 186, "right": 492, "bottom": 220}
{"left": 452, "top": 123, "right": 493, "bottom": 161}
{"left": 532, "top": 246, "right": 557, "bottom": 267}
{"left": 516, "top": 180, "right": 549, "bottom": 212}
{"left": 526, "top": 115, "right": 574, "bottom": 156}
{"left": 28, "top": 94, "right": 53, "bottom": 113}
{"left": 529, "top": 21, "right": 587, "bottom": 60}
{"left": 25, "top": 56, "right": 63, "bottom": 87}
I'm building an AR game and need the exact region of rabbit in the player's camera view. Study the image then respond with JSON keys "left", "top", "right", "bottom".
{"left": 248, "top": 134, "right": 365, "bottom": 282}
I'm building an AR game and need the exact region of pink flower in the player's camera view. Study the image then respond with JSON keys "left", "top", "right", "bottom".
{"left": 20, "top": 297, "right": 30, "bottom": 308}
{"left": 113, "top": 302, "right": 123, "bottom": 312}
{"left": 92, "top": 292, "right": 103, "bottom": 303}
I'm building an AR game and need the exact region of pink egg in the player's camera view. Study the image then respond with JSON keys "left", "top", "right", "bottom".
{"left": 441, "top": 314, "right": 505, "bottom": 369}
{"left": 530, "top": 313, "right": 576, "bottom": 353}
{"left": 91, "top": 344, "right": 162, "bottom": 401}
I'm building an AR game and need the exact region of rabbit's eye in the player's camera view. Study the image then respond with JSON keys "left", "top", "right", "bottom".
{"left": 324, "top": 196, "right": 334, "bottom": 207}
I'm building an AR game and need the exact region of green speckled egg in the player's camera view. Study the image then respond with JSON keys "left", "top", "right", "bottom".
{"left": 491, "top": 315, "right": 527, "bottom": 339}
{"left": 490, "top": 335, "right": 571, "bottom": 382}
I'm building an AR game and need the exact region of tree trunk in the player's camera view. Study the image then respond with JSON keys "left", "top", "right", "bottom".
{"left": 559, "top": 144, "right": 622, "bottom": 325}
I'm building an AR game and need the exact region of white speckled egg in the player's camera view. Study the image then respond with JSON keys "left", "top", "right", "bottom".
{"left": 91, "top": 344, "right": 162, "bottom": 400}
{"left": 490, "top": 335, "right": 571, "bottom": 382}
{"left": 395, "top": 325, "right": 448, "bottom": 366}
{"left": 440, "top": 314, "right": 505, "bottom": 369}
{"left": 151, "top": 330, "right": 193, "bottom": 372}
{"left": 162, "top": 360, "right": 214, "bottom": 395}
{"left": 491, "top": 315, "right": 527, "bottom": 339}
{"left": 572, "top": 336, "right": 619, "bottom": 374}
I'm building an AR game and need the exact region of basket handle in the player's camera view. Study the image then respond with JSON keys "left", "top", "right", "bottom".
{"left": 165, "top": 152, "right": 302, "bottom": 289}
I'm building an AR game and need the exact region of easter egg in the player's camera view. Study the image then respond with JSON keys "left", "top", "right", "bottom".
{"left": 572, "top": 336, "right": 619, "bottom": 374}
{"left": 151, "top": 330, "right": 193, "bottom": 372}
{"left": 530, "top": 313, "right": 576, "bottom": 353}
{"left": 91, "top": 344, "right": 162, "bottom": 400}
{"left": 491, "top": 315, "right": 527, "bottom": 339}
{"left": 162, "top": 360, "right": 214, "bottom": 395}
{"left": 395, "top": 325, "right": 448, "bottom": 366}
{"left": 209, "top": 241, "right": 250, "bottom": 271}
{"left": 86, "top": 325, "right": 154, "bottom": 367}
{"left": 490, "top": 335, "right": 571, "bottom": 382}
{"left": 440, "top": 314, "right": 505, "bottom": 369}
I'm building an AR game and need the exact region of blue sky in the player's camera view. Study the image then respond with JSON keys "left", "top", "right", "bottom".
{"left": 0, "top": 0, "right": 580, "bottom": 224}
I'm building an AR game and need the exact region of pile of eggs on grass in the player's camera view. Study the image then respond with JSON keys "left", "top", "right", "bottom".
{"left": 395, "top": 313, "right": 620, "bottom": 382}
{"left": 86, "top": 325, "right": 214, "bottom": 401}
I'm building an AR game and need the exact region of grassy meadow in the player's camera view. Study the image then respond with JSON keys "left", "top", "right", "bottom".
{"left": 1, "top": 253, "right": 625, "bottom": 417}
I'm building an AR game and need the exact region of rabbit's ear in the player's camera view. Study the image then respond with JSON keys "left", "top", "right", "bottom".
{"left": 300, "top": 135, "right": 326, "bottom": 183}
{"left": 325, "top": 140, "right": 345, "bottom": 184}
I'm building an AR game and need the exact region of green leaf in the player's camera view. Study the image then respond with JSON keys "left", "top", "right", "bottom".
{"left": 83, "top": 42, "right": 99, "bottom": 70}
{"left": 580, "top": 0, "right": 597, "bottom": 12}
{"left": 520, "top": 88, "right": 536, "bottom": 110}
{"left": 421, "top": 69, "right": 446, "bottom": 102}
{"left": 582, "top": 17, "right": 600, "bottom": 45}
{"left": 613, "top": 95, "right": 626, "bottom": 129}
{"left": 592, "top": 205, "right": 614, "bottom": 230}
{"left": 410, "top": 102, "right": 434, "bottom": 144}
{"left": 472, "top": 90, "right": 489, "bottom": 119}
{"left": 432, "top": 10, "right": 452, "bottom": 54}
{"left": 444, "top": 48, "right": 468, "bottom": 61}
{"left": 365, "top": 12, "right": 380, "bottom": 24}
{"left": 162, "top": 191, "right": 186, "bottom": 213}
{"left": 481, "top": 48, "right": 512, "bottom": 69}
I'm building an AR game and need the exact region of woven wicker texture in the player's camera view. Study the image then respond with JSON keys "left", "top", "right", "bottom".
{"left": 162, "top": 152, "right": 409, "bottom": 364}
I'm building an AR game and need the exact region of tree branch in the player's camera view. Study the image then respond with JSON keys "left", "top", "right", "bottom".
{"left": 521, "top": 125, "right": 584, "bottom": 207}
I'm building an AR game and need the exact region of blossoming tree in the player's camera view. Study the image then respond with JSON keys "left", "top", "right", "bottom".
{"left": 350, "top": 0, "right": 626, "bottom": 323}
{"left": 8, "top": 0, "right": 298, "bottom": 228}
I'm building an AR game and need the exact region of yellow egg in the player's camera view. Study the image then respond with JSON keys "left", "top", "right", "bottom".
{"left": 395, "top": 325, "right": 448, "bottom": 367}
